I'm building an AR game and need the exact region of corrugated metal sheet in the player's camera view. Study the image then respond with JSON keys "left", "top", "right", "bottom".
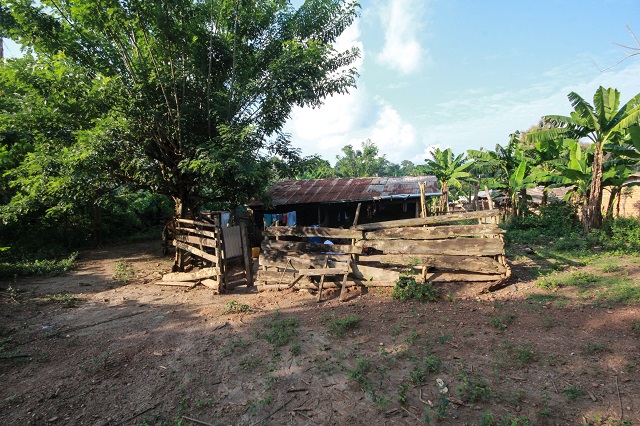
{"left": 253, "top": 176, "right": 441, "bottom": 207}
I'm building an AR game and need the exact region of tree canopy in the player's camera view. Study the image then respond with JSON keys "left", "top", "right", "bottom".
{"left": 1, "top": 0, "right": 361, "bottom": 217}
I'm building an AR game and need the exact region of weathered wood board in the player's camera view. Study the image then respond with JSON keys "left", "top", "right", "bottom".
{"left": 363, "top": 224, "right": 503, "bottom": 240}
{"left": 262, "top": 240, "right": 360, "bottom": 255}
{"left": 260, "top": 252, "right": 351, "bottom": 269}
{"left": 350, "top": 264, "right": 401, "bottom": 282}
{"left": 162, "top": 267, "right": 220, "bottom": 282}
{"left": 173, "top": 241, "right": 218, "bottom": 263}
{"left": 174, "top": 234, "right": 218, "bottom": 249}
{"left": 354, "top": 209, "right": 500, "bottom": 231}
{"left": 264, "top": 226, "right": 362, "bottom": 239}
{"left": 359, "top": 254, "right": 507, "bottom": 274}
{"left": 175, "top": 226, "right": 218, "bottom": 239}
{"left": 354, "top": 237, "right": 504, "bottom": 256}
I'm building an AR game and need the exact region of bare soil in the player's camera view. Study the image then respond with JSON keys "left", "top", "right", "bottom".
{"left": 1, "top": 240, "right": 639, "bottom": 425}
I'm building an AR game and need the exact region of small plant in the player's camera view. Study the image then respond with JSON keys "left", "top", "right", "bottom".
{"left": 397, "top": 383, "right": 408, "bottom": 404}
{"left": 325, "top": 314, "right": 360, "bottom": 337}
{"left": 581, "top": 343, "right": 607, "bottom": 355}
{"left": 392, "top": 276, "right": 438, "bottom": 302}
{"left": 601, "top": 264, "right": 623, "bottom": 273}
{"left": 113, "top": 260, "right": 134, "bottom": 284}
{"left": 220, "top": 337, "right": 248, "bottom": 356}
{"left": 88, "top": 351, "right": 111, "bottom": 371}
{"left": 290, "top": 342, "right": 301, "bottom": 356}
{"left": 45, "top": 292, "right": 79, "bottom": 307}
{"left": 239, "top": 357, "right": 262, "bottom": 370}
{"left": 456, "top": 372, "right": 494, "bottom": 403}
{"left": 259, "top": 312, "right": 299, "bottom": 347}
{"left": 489, "top": 313, "right": 516, "bottom": 331}
{"left": 561, "top": 384, "right": 584, "bottom": 401}
{"left": 347, "top": 357, "right": 372, "bottom": 389}
{"left": 223, "top": 300, "right": 251, "bottom": 314}
{"left": 438, "top": 333, "right": 452, "bottom": 344}
{"left": 633, "top": 319, "right": 640, "bottom": 332}
{"left": 404, "top": 328, "right": 419, "bottom": 345}
{"left": 505, "top": 342, "right": 538, "bottom": 364}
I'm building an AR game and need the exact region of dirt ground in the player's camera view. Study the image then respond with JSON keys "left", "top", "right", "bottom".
{"left": 1, "top": 240, "right": 639, "bottom": 425}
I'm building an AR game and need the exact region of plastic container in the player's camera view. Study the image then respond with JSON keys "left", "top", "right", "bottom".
{"left": 251, "top": 247, "right": 260, "bottom": 258}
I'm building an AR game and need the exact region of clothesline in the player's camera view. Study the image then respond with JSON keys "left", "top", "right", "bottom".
{"left": 264, "top": 211, "right": 296, "bottom": 227}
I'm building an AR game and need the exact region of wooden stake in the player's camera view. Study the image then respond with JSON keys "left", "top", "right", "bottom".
{"left": 316, "top": 256, "right": 329, "bottom": 303}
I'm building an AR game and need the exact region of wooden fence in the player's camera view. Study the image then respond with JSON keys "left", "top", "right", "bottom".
{"left": 257, "top": 210, "right": 510, "bottom": 298}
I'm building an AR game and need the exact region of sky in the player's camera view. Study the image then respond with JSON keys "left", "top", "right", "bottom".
{"left": 3, "top": 1, "right": 640, "bottom": 167}
{"left": 284, "top": 0, "right": 640, "bottom": 165}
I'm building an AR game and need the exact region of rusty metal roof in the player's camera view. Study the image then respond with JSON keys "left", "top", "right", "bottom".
{"left": 252, "top": 176, "right": 441, "bottom": 207}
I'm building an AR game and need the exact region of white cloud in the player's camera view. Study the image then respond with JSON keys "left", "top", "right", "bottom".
{"left": 375, "top": 0, "right": 428, "bottom": 75}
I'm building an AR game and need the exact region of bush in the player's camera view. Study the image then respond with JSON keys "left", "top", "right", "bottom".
{"left": 392, "top": 276, "right": 438, "bottom": 302}
{"left": 505, "top": 201, "right": 581, "bottom": 244}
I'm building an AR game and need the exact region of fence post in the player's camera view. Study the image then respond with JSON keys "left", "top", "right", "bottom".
{"left": 240, "top": 220, "right": 254, "bottom": 286}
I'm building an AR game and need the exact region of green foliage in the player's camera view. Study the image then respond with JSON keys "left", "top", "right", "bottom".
{"left": 392, "top": 276, "right": 438, "bottom": 302}
{"left": 456, "top": 372, "right": 494, "bottom": 403}
{"left": 504, "top": 201, "right": 581, "bottom": 246}
{"left": 223, "top": 300, "right": 251, "bottom": 314}
{"left": 334, "top": 140, "right": 396, "bottom": 178}
{"left": 475, "top": 411, "right": 533, "bottom": 426}
{"left": 408, "top": 354, "right": 441, "bottom": 386}
{"left": 220, "top": 337, "right": 248, "bottom": 356}
{"left": 112, "top": 260, "right": 134, "bottom": 284}
{"left": 489, "top": 313, "right": 516, "bottom": 331}
{"left": 324, "top": 314, "right": 360, "bottom": 337}
{"left": 0, "top": 252, "right": 77, "bottom": 279}
{"left": 561, "top": 384, "right": 584, "bottom": 400}
{"left": 259, "top": 313, "right": 299, "bottom": 348}
{"left": 592, "top": 217, "right": 640, "bottom": 253}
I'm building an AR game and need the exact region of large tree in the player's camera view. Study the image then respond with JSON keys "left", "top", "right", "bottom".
{"left": 1, "top": 0, "right": 360, "bottom": 217}
{"left": 528, "top": 87, "right": 640, "bottom": 233}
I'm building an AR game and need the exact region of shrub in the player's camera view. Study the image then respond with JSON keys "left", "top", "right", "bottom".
{"left": 392, "top": 276, "right": 438, "bottom": 302}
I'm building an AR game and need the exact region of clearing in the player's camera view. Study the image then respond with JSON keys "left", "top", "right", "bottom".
{"left": 1, "top": 240, "right": 639, "bottom": 425}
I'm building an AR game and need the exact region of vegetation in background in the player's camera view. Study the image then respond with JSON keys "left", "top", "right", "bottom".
{"left": 392, "top": 276, "right": 438, "bottom": 302}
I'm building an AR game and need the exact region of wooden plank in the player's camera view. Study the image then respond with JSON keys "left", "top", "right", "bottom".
{"left": 297, "top": 267, "right": 348, "bottom": 276}
{"left": 162, "top": 267, "right": 220, "bottom": 282}
{"left": 424, "top": 272, "right": 504, "bottom": 282}
{"left": 172, "top": 241, "right": 218, "bottom": 263}
{"left": 359, "top": 254, "right": 507, "bottom": 274}
{"left": 260, "top": 252, "right": 351, "bottom": 268}
{"left": 354, "top": 209, "right": 500, "bottom": 231}
{"left": 261, "top": 240, "right": 361, "bottom": 255}
{"left": 155, "top": 281, "right": 198, "bottom": 288}
{"left": 175, "top": 218, "right": 217, "bottom": 229}
{"left": 350, "top": 264, "right": 401, "bottom": 281}
{"left": 364, "top": 224, "right": 504, "bottom": 240}
{"left": 174, "top": 234, "right": 218, "bottom": 249}
{"left": 201, "top": 278, "right": 222, "bottom": 293}
{"left": 264, "top": 226, "right": 363, "bottom": 239}
{"left": 175, "top": 226, "right": 218, "bottom": 239}
{"left": 240, "top": 221, "right": 253, "bottom": 286}
{"left": 354, "top": 237, "right": 504, "bottom": 256}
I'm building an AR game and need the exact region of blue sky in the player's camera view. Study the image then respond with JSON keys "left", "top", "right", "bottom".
{"left": 3, "top": 1, "right": 639, "bottom": 167}
{"left": 284, "top": 0, "right": 640, "bottom": 165}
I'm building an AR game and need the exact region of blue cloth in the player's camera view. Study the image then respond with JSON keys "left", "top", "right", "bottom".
{"left": 264, "top": 214, "right": 273, "bottom": 227}
{"left": 287, "top": 211, "right": 297, "bottom": 226}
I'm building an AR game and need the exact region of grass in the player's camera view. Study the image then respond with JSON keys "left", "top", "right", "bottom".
{"left": 112, "top": 259, "right": 134, "bottom": 284}
{"left": 503, "top": 342, "right": 538, "bottom": 364}
{"left": 223, "top": 300, "right": 251, "bottom": 314}
{"left": 581, "top": 343, "right": 607, "bottom": 355}
{"left": 392, "top": 276, "right": 438, "bottom": 302}
{"left": 45, "top": 292, "right": 80, "bottom": 307}
{"left": 324, "top": 314, "right": 360, "bottom": 337}
{"left": 0, "top": 252, "right": 78, "bottom": 279}
{"left": 489, "top": 313, "right": 516, "bottom": 331}
{"left": 258, "top": 312, "right": 299, "bottom": 347}
{"left": 456, "top": 371, "right": 494, "bottom": 403}
{"left": 562, "top": 384, "right": 584, "bottom": 401}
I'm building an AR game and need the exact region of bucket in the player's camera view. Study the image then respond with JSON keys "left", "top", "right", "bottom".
{"left": 251, "top": 247, "right": 260, "bottom": 258}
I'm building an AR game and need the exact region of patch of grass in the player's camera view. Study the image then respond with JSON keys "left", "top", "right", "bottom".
{"left": 489, "top": 313, "right": 516, "bottom": 331}
{"left": 347, "top": 357, "right": 372, "bottom": 387}
{"left": 259, "top": 312, "right": 299, "bottom": 347}
{"left": 561, "top": 384, "right": 584, "bottom": 401}
{"left": 45, "top": 292, "right": 80, "bottom": 307}
{"left": 223, "top": 300, "right": 251, "bottom": 314}
{"left": 408, "top": 354, "right": 441, "bottom": 386}
{"left": 504, "top": 342, "right": 537, "bottom": 364}
{"left": 599, "top": 281, "right": 640, "bottom": 303}
{"left": 392, "top": 276, "right": 438, "bottom": 302}
{"left": 526, "top": 293, "right": 569, "bottom": 307}
{"left": 581, "top": 343, "right": 607, "bottom": 355}
{"left": 397, "top": 383, "right": 408, "bottom": 404}
{"left": 87, "top": 351, "right": 111, "bottom": 372}
{"left": 438, "top": 333, "right": 452, "bottom": 344}
{"left": 324, "top": 314, "right": 360, "bottom": 337}
{"left": 289, "top": 342, "right": 301, "bottom": 356}
{"left": 456, "top": 372, "right": 494, "bottom": 403}
{"left": 112, "top": 260, "right": 134, "bottom": 284}
{"left": 476, "top": 410, "right": 533, "bottom": 426}
{"left": 239, "top": 357, "right": 262, "bottom": 370}
{"left": 0, "top": 252, "right": 77, "bottom": 278}
{"left": 404, "top": 328, "right": 419, "bottom": 345}
{"left": 220, "top": 337, "right": 248, "bottom": 356}
{"left": 601, "top": 264, "right": 624, "bottom": 273}
{"left": 633, "top": 319, "right": 640, "bottom": 332}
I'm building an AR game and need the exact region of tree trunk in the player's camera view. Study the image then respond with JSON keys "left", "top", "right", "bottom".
{"left": 172, "top": 192, "right": 190, "bottom": 272}
{"left": 605, "top": 186, "right": 620, "bottom": 220}
{"left": 91, "top": 204, "right": 102, "bottom": 246}
{"left": 473, "top": 180, "right": 480, "bottom": 211}
{"left": 584, "top": 144, "right": 605, "bottom": 233}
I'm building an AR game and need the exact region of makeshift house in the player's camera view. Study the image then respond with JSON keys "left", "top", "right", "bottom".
{"left": 249, "top": 176, "right": 442, "bottom": 229}
{"left": 251, "top": 177, "right": 510, "bottom": 300}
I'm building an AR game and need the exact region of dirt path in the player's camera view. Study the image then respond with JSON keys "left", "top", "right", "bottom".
{"left": 1, "top": 240, "right": 638, "bottom": 425}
